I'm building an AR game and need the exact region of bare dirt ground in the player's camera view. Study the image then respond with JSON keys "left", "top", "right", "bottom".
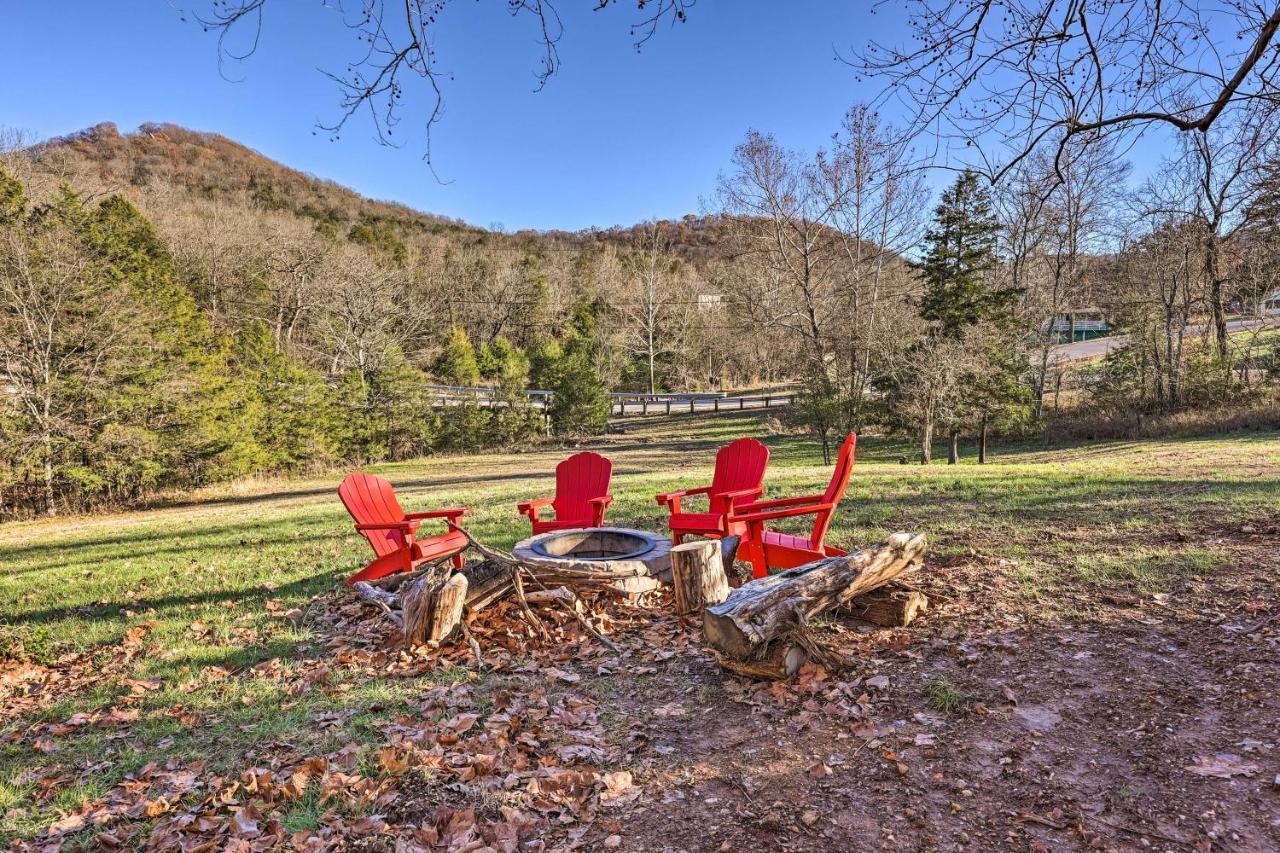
{"left": 282, "top": 521, "right": 1279, "bottom": 853}
{"left": 560, "top": 528, "right": 1279, "bottom": 853}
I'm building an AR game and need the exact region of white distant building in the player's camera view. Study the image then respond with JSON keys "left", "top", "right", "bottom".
{"left": 1263, "top": 289, "right": 1280, "bottom": 316}
{"left": 697, "top": 293, "right": 723, "bottom": 309}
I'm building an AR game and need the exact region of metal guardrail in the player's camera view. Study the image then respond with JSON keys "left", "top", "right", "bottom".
{"left": 424, "top": 383, "right": 795, "bottom": 416}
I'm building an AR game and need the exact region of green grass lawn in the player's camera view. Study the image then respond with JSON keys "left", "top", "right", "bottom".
{"left": 1, "top": 411, "right": 1278, "bottom": 842}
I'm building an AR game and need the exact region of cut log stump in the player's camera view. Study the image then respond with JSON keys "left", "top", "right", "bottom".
{"left": 460, "top": 558, "right": 515, "bottom": 612}
{"left": 846, "top": 582, "right": 928, "bottom": 627}
{"left": 671, "top": 539, "right": 731, "bottom": 615}
{"left": 403, "top": 572, "right": 469, "bottom": 647}
{"left": 703, "top": 533, "right": 927, "bottom": 678}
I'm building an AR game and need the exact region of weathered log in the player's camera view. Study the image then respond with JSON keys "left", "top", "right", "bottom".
{"left": 352, "top": 581, "right": 403, "bottom": 627}
{"left": 703, "top": 533, "right": 927, "bottom": 677}
{"left": 526, "top": 586, "right": 577, "bottom": 606}
{"left": 720, "top": 535, "right": 741, "bottom": 568}
{"left": 846, "top": 582, "right": 928, "bottom": 627}
{"left": 403, "top": 572, "right": 469, "bottom": 647}
{"left": 671, "top": 539, "right": 730, "bottom": 615}
{"left": 460, "top": 558, "right": 515, "bottom": 612}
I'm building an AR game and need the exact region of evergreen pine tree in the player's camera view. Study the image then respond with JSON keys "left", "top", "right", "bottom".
{"left": 917, "top": 171, "right": 1012, "bottom": 336}
{"left": 546, "top": 300, "right": 612, "bottom": 437}
{"left": 0, "top": 167, "right": 26, "bottom": 225}
{"left": 433, "top": 327, "right": 481, "bottom": 385}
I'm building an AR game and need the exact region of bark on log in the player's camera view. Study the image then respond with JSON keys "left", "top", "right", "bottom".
{"left": 703, "top": 533, "right": 927, "bottom": 677}
{"left": 460, "top": 558, "right": 515, "bottom": 612}
{"left": 720, "top": 535, "right": 741, "bottom": 568}
{"left": 846, "top": 581, "right": 928, "bottom": 627}
{"left": 403, "top": 572, "right": 469, "bottom": 647}
{"left": 671, "top": 539, "right": 730, "bottom": 615}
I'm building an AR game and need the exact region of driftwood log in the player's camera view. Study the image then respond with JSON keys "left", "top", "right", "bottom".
{"left": 352, "top": 581, "right": 404, "bottom": 626}
{"left": 703, "top": 533, "right": 927, "bottom": 678}
{"left": 671, "top": 539, "right": 731, "bottom": 615}
{"left": 846, "top": 583, "right": 929, "bottom": 627}
{"left": 525, "top": 586, "right": 577, "bottom": 606}
{"left": 403, "top": 572, "right": 469, "bottom": 646}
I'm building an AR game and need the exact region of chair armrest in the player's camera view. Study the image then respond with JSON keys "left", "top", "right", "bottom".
{"left": 714, "top": 486, "right": 765, "bottom": 508}
{"left": 355, "top": 520, "right": 417, "bottom": 532}
{"left": 517, "top": 497, "right": 554, "bottom": 512}
{"left": 405, "top": 508, "right": 471, "bottom": 521}
{"left": 655, "top": 486, "right": 711, "bottom": 507}
{"left": 735, "top": 494, "right": 824, "bottom": 513}
{"left": 733, "top": 503, "right": 834, "bottom": 525}
{"left": 588, "top": 494, "right": 613, "bottom": 526}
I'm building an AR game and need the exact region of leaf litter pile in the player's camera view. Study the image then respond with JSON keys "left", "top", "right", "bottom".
{"left": 6, "top": 522, "right": 1280, "bottom": 851}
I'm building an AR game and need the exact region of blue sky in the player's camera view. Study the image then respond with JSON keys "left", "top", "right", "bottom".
{"left": 2, "top": 2, "right": 1150, "bottom": 231}
{"left": 2, "top": 1, "right": 918, "bottom": 230}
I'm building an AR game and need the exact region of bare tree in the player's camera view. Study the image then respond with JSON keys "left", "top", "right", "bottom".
{"left": 315, "top": 245, "right": 429, "bottom": 379}
{"left": 818, "top": 106, "right": 928, "bottom": 427}
{"left": 1177, "top": 105, "right": 1277, "bottom": 359}
{"left": 858, "top": 0, "right": 1280, "bottom": 182}
{"left": 0, "top": 198, "right": 133, "bottom": 513}
{"left": 718, "top": 131, "right": 843, "bottom": 375}
{"left": 1003, "top": 140, "right": 1129, "bottom": 417}
{"left": 611, "top": 222, "right": 695, "bottom": 394}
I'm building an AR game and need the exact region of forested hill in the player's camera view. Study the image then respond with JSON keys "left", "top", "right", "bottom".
{"left": 37, "top": 122, "right": 737, "bottom": 259}
{"left": 3, "top": 122, "right": 800, "bottom": 518}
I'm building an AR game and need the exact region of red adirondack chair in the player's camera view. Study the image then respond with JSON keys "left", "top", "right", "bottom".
{"left": 733, "top": 433, "right": 857, "bottom": 578}
{"left": 656, "top": 437, "right": 770, "bottom": 544}
{"left": 338, "top": 472, "right": 471, "bottom": 585}
{"left": 518, "top": 451, "right": 614, "bottom": 533}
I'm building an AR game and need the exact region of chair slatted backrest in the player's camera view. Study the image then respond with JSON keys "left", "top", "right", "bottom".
{"left": 552, "top": 451, "right": 613, "bottom": 521}
{"left": 338, "top": 472, "right": 408, "bottom": 558}
{"left": 708, "top": 438, "right": 770, "bottom": 516}
{"left": 811, "top": 433, "right": 858, "bottom": 546}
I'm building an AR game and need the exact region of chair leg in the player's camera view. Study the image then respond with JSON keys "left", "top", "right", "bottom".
{"left": 672, "top": 532, "right": 684, "bottom": 545}
{"left": 451, "top": 552, "right": 465, "bottom": 569}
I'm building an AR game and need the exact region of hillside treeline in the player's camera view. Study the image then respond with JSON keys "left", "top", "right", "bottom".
{"left": 2, "top": 118, "right": 1279, "bottom": 518}
{"left": 0, "top": 125, "right": 804, "bottom": 518}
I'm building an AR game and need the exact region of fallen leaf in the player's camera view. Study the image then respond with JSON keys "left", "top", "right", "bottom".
{"left": 1186, "top": 753, "right": 1260, "bottom": 778}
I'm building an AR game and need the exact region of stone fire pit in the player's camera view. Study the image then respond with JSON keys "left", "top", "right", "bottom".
{"left": 511, "top": 527, "right": 672, "bottom": 598}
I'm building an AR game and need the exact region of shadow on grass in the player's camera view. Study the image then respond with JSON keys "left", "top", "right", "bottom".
{"left": 4, "top": 573, "right": 333, "bottom": 629}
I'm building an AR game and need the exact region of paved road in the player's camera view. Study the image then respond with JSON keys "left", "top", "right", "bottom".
{"left": 1049, "top": 317, "right": 1278, "bottom": 362}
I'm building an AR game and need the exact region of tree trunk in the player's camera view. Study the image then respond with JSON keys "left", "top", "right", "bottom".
{"left": 947, "top": 431, "right": 959, "bottom": 465}
{"left": 403, "top": 572, "right": 468, "bottom": 647}
{"left": 920, "top": 419, "right": 933, "bottom": 465}
{"left": 670, "top": 539, "right": 730, "bottom": 615}
{"left": 703, "top": 533, "right": 926, "bottom": 677}
{"left": 1205, "top": 238, "right": 1229, "bottom": 361}
{"left": 978, "top": 416, "right": 988, "bottom": 464}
